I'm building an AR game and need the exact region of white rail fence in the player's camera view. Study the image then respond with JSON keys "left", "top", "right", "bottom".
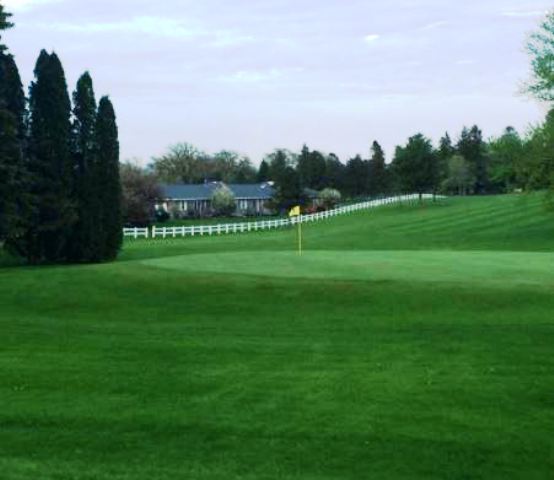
{"left": 123, "top": 193, "right": 439, "bottom": 240}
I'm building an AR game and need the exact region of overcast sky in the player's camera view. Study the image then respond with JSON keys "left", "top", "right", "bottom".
{"left": 3, "top": 0, "right": 552, "bottom": 164}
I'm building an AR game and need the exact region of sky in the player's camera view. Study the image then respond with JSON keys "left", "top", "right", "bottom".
{"left": 3, "top": 0, "right": 553, "bottom": 165}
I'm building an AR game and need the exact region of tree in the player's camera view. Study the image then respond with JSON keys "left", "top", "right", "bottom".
{"left": 67, "top": 72, "right": 98, "bottom": 262}
{"left": 392, "top": 133, "right": 439, "bottom": 198}
{"left": 265, "top": 149, "right": 295, "bottom": 186}
{"left": 211, "top": 184, "right": 236, "bottom": 216}
{"left": 488, "top": 127, "right": 525, "bottom": 193}
{"left": 344, "top": 155, "right": 369, "bottom": 197}
{"left": 274, "top": 165, "right": 304, "bottom": 211}
{"left": 526, "top": 11, "right": 554, "bottom": 102}
{"left": 324, "top": 153, "right": 345, "bottom": 192}
{"left": 15, "top": 51, "right": 74, "bottom": 263}
{"left": 257, "top": 159, "right": 270, "bottom": 182}
{"left": 234, "top": 156, "right": 257, "bottom": 183}
{"left": 457, "top": 126, "right": 488, "bottom": 194}
{"left": 368, "top": 141, "right": 388, "bottom": 196}
{"left": 297, "top": 145, "right": 327, "bottom": 190}
{"left": 442, "top": 155, "right": 475, "bottom": 195}
{"left": 0, "top": 3, "right": 13, "bottom": 52}
{"left": 0, "top": 50, "right": 28, "bottom": 246}
{"left": 152, "top": 143, "right": 208, "bottom": 183}
{"left": 523, "top": 109, "right": 554, "bottom": 193}
{"left": 318, "top": 188, "right": 341, "bottom": 209}
{"left": 96, "top": 96, "right": 122, "bottom": 261}
{"left": 437, "top": 132, "right": 455, "bottom": 184}
{"left": 121, "top": 162, "right": 162, "bottom": 226}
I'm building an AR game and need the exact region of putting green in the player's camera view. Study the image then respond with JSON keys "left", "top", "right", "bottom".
{"left": 143, "top": 250, "right": 554, "bottom": 288}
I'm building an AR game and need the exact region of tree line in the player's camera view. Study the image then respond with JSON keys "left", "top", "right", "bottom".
{"left": 0, "top": 4, "right": 121, "bottom": 264}
{"left": 145, "top": 118, "right": 554, "bottom": 213}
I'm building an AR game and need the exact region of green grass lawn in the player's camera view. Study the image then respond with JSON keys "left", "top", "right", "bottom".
{"left": 1, "top": 194, "right": 554, "bottom": 479}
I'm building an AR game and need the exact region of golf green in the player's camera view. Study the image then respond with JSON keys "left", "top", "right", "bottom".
{"left": 144, "top": 250, "right": 554, "bottom": 288}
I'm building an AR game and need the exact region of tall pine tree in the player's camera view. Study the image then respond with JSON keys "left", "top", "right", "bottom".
{"left": 0, "top": 3, "right": 13, "bottom": 51}
{"left": 96, "top": 96, "right": 122, "bottom": 261}
{"left": 368, "top": 141, "right": 387, "bottom": 196}
{"left": 68, "top": 72, "right": 99, "bottom": 262}
{"left": 257, "top": 159, "right": 270, "bottom": 182}
{"left": 21, "top": 50, "right": 74, "bottom": 263}
{"left": 0, "top": 7, "right": 28, "bottom": 246}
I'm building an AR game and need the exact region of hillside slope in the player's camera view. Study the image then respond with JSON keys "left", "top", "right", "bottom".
{"left": 120, "top": 193, "right": 554, "bottom": 262}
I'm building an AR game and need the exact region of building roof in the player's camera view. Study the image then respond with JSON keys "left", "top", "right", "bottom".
{"left": 161, "top": 182, "right": 275, "bottom": 201}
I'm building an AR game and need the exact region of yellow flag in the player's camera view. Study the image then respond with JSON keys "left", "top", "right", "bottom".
{"left": 288, "top": 206, "right": 301, "bottom": 217}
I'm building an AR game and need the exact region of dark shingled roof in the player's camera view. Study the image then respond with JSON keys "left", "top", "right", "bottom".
{"left": 161, "top": 182, "right": 275, "bottom": 200}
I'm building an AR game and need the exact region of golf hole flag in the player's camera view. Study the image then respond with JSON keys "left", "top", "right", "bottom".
{"left": 289, "top": 206, "right": 301, "bottom": 217}
{"left": 288, "top": 206, "right": 302, "bottom": 254}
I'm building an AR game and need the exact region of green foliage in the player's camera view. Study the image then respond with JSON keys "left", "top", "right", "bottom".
{"left": 0, "top": 2, "right": 14, "bottom": 52}
{"left": 488, "top": 127, "right": 525, "bottom": 193}
{"left": 367, "top": 140, "right": 388, "bottom": 195}
{"left": 211, "top": 184, "right": 236, "bottom": 216}
{"left": 257, "top": 159, "right": 270, "bottom": 182}
{"left": 0, "top": 51, "right": 27, "bottom": 244}
{"left": 324, "top": 153, "right": 345, "bottom": 192}
{"left": 14, "top": 50, "right": 75, "bottom": 263}
{"left": 457, "top": 126, "right": 488, "bottom": 194}
{"left": 392, "top": 133, "right": 439, "bottom": 196}
{"left": 297, "top": 144, "right": 327, "bottom": 190}
{"left": 526, "top": 11, "right": 554, "bottom": 102}
{"left": 344, "top": 154, "right": 369, "bottom": 197}
{"left": 442, "top": 154, "right": 475, "bottom": 195}
{"left": 264, "top": 149, "right": 305, "bottom": 210}
{"left": 96, "top": 96, "right": 122, "bottom": 261}
{"left": 121, "top": 162, "right": 162, "bottom": 226}
{"left": 68, "top": 72, "right": 99, "bottom": 262}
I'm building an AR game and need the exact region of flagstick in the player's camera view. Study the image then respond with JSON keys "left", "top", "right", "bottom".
{"left": 298, "top": 218, "right": 302, "bottom": 255}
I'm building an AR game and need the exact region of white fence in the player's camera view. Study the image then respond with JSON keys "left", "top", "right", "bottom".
{"left": 123, "top": 193, "right": 439, "bottom": 240}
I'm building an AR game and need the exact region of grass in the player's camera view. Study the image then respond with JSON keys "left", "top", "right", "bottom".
{"left": 1, "top": 193, "right": 554, "bottom": 479}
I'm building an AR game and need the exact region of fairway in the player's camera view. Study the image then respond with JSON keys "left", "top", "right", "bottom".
{"left": 1, "top": 195, "right": 554, "bottom": 479}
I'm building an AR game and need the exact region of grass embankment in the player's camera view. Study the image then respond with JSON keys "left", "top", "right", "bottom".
{"left": 1, "top": 194, "right": 553, "bottom": 479}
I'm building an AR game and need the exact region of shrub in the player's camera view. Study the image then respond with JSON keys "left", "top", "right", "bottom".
{"left": 318, "top": 188, "right": 342, "bottom": 209}
{"left": 211, "top": 185, "right": 236, "bottom": 216}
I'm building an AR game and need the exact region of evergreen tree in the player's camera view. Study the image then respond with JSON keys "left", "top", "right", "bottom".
{"left": 257, "top": 159, "right": 270, "bottom": 182}
{"left": 457, "top": 126, "right": 488, "bottom": 194}
{"left": 368, "top": 141, "right": 387, "bottom": 196}
{"left": 437, "top": 132, "right": 455, "bottom": 186}
{"left": 392, "top": 134, "right": 439, "bottom": 198}
{"left": 0, "top": 3, "right": 13, "bottom": 52}
{"left": 297, "top": 144, "right": 326, "bottom": 190}
{"left": 96, "top": 96, "right": 122, "bottom": 261}
{"left": 17, "top": 51, "right": 74, "bottom": 263}
{"left": 297, "top": 144, "right": 310, "bottom": 188}
{"left": 324, "top": 153, "right": 345, "bottom": 192}
{"left": 344, "top": 155, "right": 369, "bottom": 197}
{"left": 438, "top": 132, "right": 455, "bottom": 160}
{"left": 0, "top": 49, "right": 28, "bottom": 245}
{"left": 68, "top": 72, "right": 98, "bottom": 262}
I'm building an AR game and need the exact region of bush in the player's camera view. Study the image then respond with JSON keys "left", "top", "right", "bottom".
{"left": 155, "top": 209, "right": 170, "bottom": 223}
{"left": 318, "top": 188, "right": 342, "bottom": 209}
{"left": 211, "top": 185, "right": 236, "bottom": 216}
